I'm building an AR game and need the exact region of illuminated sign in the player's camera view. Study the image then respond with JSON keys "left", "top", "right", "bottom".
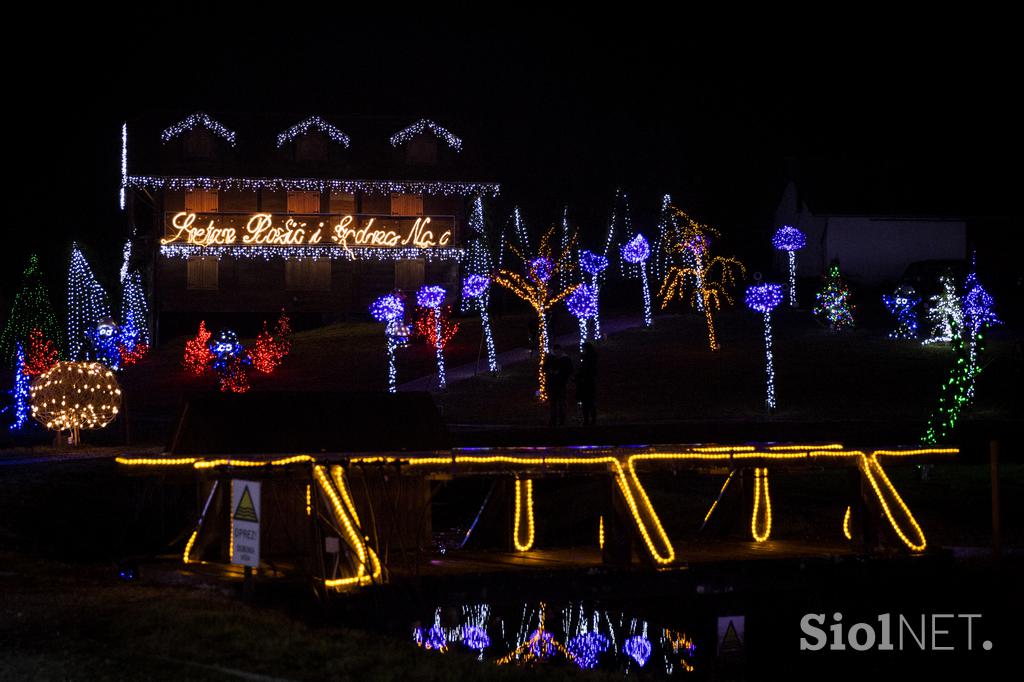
{"left": 162, "top": 212, "right": 453, "bottom": 249}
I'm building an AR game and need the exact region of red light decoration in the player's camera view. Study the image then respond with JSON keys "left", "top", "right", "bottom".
{"left": 251, "top": 310, "right": 292, "bottom": 375}
{"left": 118, "top": 342, "right": 149, "bottom": 367}
{"left": 218, "top": 355, "right": 251, "bottom": 393}
{"left": 413, "top": 305, "right": 459, "bottom": 349}
{"left": 183, "top": 321, "right": 214, "bottom": 375}
{"left": 24, "top": 328, "right": 59, "bottom": 377}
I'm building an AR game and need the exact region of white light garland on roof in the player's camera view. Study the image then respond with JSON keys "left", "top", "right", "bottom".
{"left": 160, "top": 112, "right": 237, "bottom": 147}
{"left": 389, "top": 119, "right": 463, "bottom": 152}
{"left": 126, "top": 175, "right": 499, "bottom": 197}
{"left": 276, "top": 116, "right": 351, "bottom": 148}
{"left": 160, "top": 244, "right": 464, "bottom": 262}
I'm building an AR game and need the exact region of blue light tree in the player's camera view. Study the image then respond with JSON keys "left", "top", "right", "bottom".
{"left": 462, "top": 275, "right": 498, "bottom": 373}
{"left": 745, "top": 283, "right": 784, "bottom": 411}
{"left": 370, "top": 294, "right": 406, "bottom": 393}
{"left": 417, "top": 285, "right": 448, "bottom": 389}
{"left": 620, "top": 233, "right": 653, "bottom": 326}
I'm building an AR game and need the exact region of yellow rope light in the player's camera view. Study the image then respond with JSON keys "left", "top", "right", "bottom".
{"left": 513, "top": 479, "right": 535, "bottom": 551}
{"left": 857, "top": 453, "right": 927, "bottom": 552}
{"left": 115, "top": 456, "right": 197, "bottom": 466}
{"left": 598, "top": 515, "right": 604, "bottom": 550}
{"left": 313, "top": 465, "right": 381, "bottom": 588}
{"left": 842, "top": 505, "right": 852, "bottom": 540}
{"left": 702, "top": 470, "right": 735, "bottom": 525}
{"left": 751, "top": 468, "right": 772, "bottom": 542}
{"left": 305, "top": 484, "right": 311, "bottom": 517}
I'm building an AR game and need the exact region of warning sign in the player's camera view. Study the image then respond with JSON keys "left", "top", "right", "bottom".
{"left": 231, "top": 480, "right": 260, "bottom": 568}
{"left": 717, "top": 615, "right": 744, "bottom": 656}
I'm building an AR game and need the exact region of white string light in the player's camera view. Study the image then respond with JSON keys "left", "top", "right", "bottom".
{"left": 119, "top": 123, "right": 127, "bottom": 210}
{"left": 159, "top": 244, "right": 464, "bottom": 262}
{"left": 127, "top": 175, "right": 498, "bottom": 197}
{"left": 389, "top": 118, "right": 462, "bottom": 151}
{"left": 67, "top": 244, "right": 111, "bottom": 361}
{"left": 160, "top": 112, "right": 237, "bottom": 146}
{"left": 276, "top": 115, "right": 350, "bottom": 148}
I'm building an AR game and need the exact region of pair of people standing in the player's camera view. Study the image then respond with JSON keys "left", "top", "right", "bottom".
{"left": 544, "top": 343, "right": 598, "bottom": 426}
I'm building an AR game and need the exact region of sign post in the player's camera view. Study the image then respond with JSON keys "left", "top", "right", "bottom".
{"left": 231, "top": 480, "right": 261, "bottom": 597}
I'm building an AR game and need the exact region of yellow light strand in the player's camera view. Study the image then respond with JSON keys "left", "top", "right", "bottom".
{"left": 313, "top": 465, "right": 381, "bottom": 588}
{"left": 513, "top": 478, "right": 535, "bottom": 551}
{"left": 305, "top": 484, "right": 311, "bottom": 517}
{"left": 702, "top": 470, "right": 735, "bottom": 525}
{"left": 751, "top": 468, "right": 772, "bottom": 542}
{"left": 598, "top": 515, "right": 604, "bottom": 550}
{"left": 842, "top": 505, "right": 852, "bottom": 540}
{"left": 858, "top": 454, "right": 927, "bottom": 552}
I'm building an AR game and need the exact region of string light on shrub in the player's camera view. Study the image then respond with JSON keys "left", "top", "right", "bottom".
{"left": 183, "top": 321, "right": 214, "bottom": 375}
{"left": 417, "top": 285, "right": 448, "bottom": 389}
{"left": 745, "top": 283, "right": 783, "bottom": 410}
{"left": 772, "top": 225, "right": 806, "bottom": 307}
{"left": 67, "top": 244, "right": 111, "bottom": 362}
{"left": 566, "top": 284, "right": 598, "bottom": 353}
{"left": 389, "top": 118, "right": 462, "bottom": 151}
{"left": 496, "top": 229, "right": 579, "bottom": 400}
{"left": 250, "top": 311, "right": 292, "bottom": 375}
{"left": 276, "top": 115, "right": 350, "bottom": 148}
{"left": 129, "top": 175, "right": 499, "bottom": 197}
{"left": 462, "top": 275, "right": 498, "bottom": 373}
{"left": 621, "top": 233, "right": 653, "bottom": 327}
{"left": 813, "top": 262, "right": 854, "bottom": 332}
{"left": 160, "top": 244, "right": 465, "bottom": 262}
{"left": 30, "top": 361, "right": 122, "bottom": 445}
{"left": 882, "top": 285, "right": 921, "bottom": 340}
{"left": 921, "top": 273, "right": 961, "bottom": 345}
{"left": 161, "top": 112, "right": 237, "bottom": 146}
{"left": 579, "top": 250, "right": 609, "bottom": 340}
{"left": 9, "top": 343, "right": 30, "bottom": 430}
{"left": 24, "top": 329, "right": 58, "bottom": 377}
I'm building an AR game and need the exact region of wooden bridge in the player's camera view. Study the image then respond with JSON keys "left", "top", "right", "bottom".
{"left": 116, "top": 443, "right": 956, "bottom": 591}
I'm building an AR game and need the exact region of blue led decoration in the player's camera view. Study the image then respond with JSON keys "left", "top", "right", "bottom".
{"left": 425, "top": 624, "right": 448, "bottom": 652}
{"left": 528, "top": 630, "right": 556, "bottom": 659}
{"left": 9, "top": 342, "right": 29, "bottom": 431}
{"left": 416, "top": 285, "right": 448, "bottom": 389}
{"left": 882, "top": 285, "right": 921, "bottom": 340}
{"left": 371, "top": 294, "right": 406, "bottom": 393}
{"left": 85, "top": 319, "right": 123, "bottom": 370}
{"left": 621, "top": 233, "right": 653, "bottom": 327}
{"left": 528, "top": 257, "right": 553, "bottom": 284}
{"left": 623, "top": 635, "right": 652, "bottom": 667}
{"left": 566, "top": 284, "right": 598, "bottom": 353}
{"left": 772, "top": 225, "right": 806, "bottom": 308}
{"left": 961, "top": 264, "right": 1001, "bottom": 401}
{"left": 567, "top": 632, "right": 610, "bottom": 670}
{"left": 745, "top": 283, "right": 784, "bottom": 411}
{"left": 462, "top": 275, "right": 498, "bottom": 373}
{"left": 462, "top": 625, "right": 491, "bottom": 652}
{"left": 209, "top": 328, "right": 248, "bottom": 373}
{"left": 578, "top": 250, "right": 609, "bottom": 339}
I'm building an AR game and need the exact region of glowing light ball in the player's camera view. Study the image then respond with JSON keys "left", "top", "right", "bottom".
{"left": 528, "top": 257, "right": 553, "bottom": 283}
{"left": 370, "top": 294, "right": 404, "bottom": 322}
{"left": 416, "top": 285, "right": 446, "bottom": 309}
{"left": 567, "top": 632, "right": 610, "bottom": 669}
{"left": 566, "top": 284, "right": 598, "bottom": 352}
{"left": 578, "top": 250, "right": 609, "bottom": 276}
{"left": 462, "top": 625, "right": 490, "bottom": 652}
{"left": 462, "top": 274, "right": 490, "bottom": 299}
{"left": 772, "top": 225, "right": 806, "bottom": 308}
{"left": 30, "top": 361, "right": 122, "bottom": 443}
{"left": 623, "top": 635, "right": 652, "bottom": 667}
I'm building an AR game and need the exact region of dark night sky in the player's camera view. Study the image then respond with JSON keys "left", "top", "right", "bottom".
{"left": 5, "top": 12, "right": 1018, "bottom": 305}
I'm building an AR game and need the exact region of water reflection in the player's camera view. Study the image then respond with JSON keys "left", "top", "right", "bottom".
{"left": 412, "top": 601, "right": 697, "bottom": 675}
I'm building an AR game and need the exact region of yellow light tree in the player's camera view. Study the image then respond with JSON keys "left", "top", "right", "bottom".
{"left": 495, "top": 226, "right": 579, "bottom": 400}
{"left": 659, "top": 208, "right": 745, "bottom": 351}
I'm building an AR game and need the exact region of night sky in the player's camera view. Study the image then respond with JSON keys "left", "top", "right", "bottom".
{"left": 6, "top": 14, "right": 1017, "bottom": 307}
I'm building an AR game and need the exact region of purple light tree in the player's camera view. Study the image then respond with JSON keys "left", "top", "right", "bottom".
{"left": 772, "top": 225, "right": 806, "bottom": 307}
{"left": 369, "top": 294, "right": 405, "bottom": 393}
{"left": 462, "top": 274, "right": 498, "bottom": 373}
{"left": 620, "top": 233, "right": 652, "bottom": 326}
{"left": 745, "top": 283, "right": 784, "bottom": 411}
{"left": 417, "top": 285, "right": 448, "bottom": 389}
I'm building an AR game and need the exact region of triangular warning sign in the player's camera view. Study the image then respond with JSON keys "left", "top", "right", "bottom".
{"left": 234, "top": 486, "right": 259, "bottom": 522}
{"left": 720, "top": 620, "right": 742, "bottom": 653}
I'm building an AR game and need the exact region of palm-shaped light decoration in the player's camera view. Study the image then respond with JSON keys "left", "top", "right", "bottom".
{"left": 660, "top": 245, "right": 745, "bottom": 352}
{"left": 745, "top": 283, "right": 784, "bottom": 411}
{"left": 772, "top": 225, "right": 806, "bottom": 307}
{"left": 620, "top": 233, "right": 652, "bottom": 327}
{"left": 578, "top": 249, "right": 609, "bottom": 339}
{"left": 369, "top": 294, "right": 405, "bottom": 393}
{"left": 416, "top": 285, "right": 448, "bottom": 389}
{"left": 462, "top": 274, "right": 498, "bottom": 373}
{"left": 566, "top": 284, "right": 598, "bottom": 353}
{"left": 495, "top": 227, "right": 579, "bottom": 400}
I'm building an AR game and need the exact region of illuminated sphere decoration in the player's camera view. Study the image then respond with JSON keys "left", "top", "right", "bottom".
{"left": 30, "top": 361, "right": 122, "bottom": 438}
{"left": 462, "top": 274, "right": 490, "bottom": 299}
{"left": 579, "top": 249, "right": 609, "bottom": 276}
{"left": 528, "top": 257, "right": 553, "bottom": 283}
{"left": 416, "top": 285, "right": 446, "bottom": 309}
{"left": 620, "top": 233, "right": 651, "bottom": 264}
{"left": 370, "top": 294, "right": 404, "bottom": 322}
{"left": 566, "top": 284, "right": 598, "bottom": 319}
{"left": 745, "top": 283, "right": 784, "bottom": 313}
{"left": 771, "top": 225, "right": 806, "bottom": 251}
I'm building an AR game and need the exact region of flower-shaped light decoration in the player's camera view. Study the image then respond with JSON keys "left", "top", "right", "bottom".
{"left": 567, "top": 632, "right": 610, "bottom": 670}
{"left": 745, "top": 283, "right": 784, "bottom": 410}
{"left": 623, "top": 635, "right": 652, "bottom": 667}
{"left": 579, "top": 249, "right": 609, "bottom": 276}
{"left": 462, "top": 275, "right": 498, "bottom": 372}
{"left": 370, "top": 294, "right": 406, "bottom": 393}
{"left": 566, "top": 284, "right": 599, "bottom": 352}
{"left": 462, "top": 274, "right": 490, "bottom": 299}
{"left": 621, "top": 233, "right": 653, "bottom": 326}
{"left": 416, "top": 285, "right": 449, "bottom": 389}
{"left": 772, "top": 225, "right": 806, "bottom": 307}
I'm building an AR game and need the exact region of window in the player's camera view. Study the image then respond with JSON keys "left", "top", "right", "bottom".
{"left": 395, "top": 259, "right": 425, "bottom": 292}
{"left": 287, "top": 191, "right": 321, "bottom": 213}
{"left": 390, "top": 193, "right": 423, "bottom": 216}
{"left": 185, "top": 190, "right": 219, "bottom": 212}
{"left": 187, "top": 257, "right": 219, "bottom": 290}
{"left": 285, "top": 258, "right": 331, "bottom": 291}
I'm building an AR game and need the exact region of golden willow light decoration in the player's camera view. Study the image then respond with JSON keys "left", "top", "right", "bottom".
{"left": 30, "top": 361, "right": 122, "bottom": 445}
{"left": 658, "top": 207, "right": 745, "bottom": 351}
{"left": 494, "top": 226, "right": 579, "bottom": 400}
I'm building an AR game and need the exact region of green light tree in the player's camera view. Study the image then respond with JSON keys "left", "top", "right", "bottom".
{"left": 813, "top": 262, "right": 855, "bottom": 332}
{"left": 0, "top": 254, "right": 62, "bottom": 368}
